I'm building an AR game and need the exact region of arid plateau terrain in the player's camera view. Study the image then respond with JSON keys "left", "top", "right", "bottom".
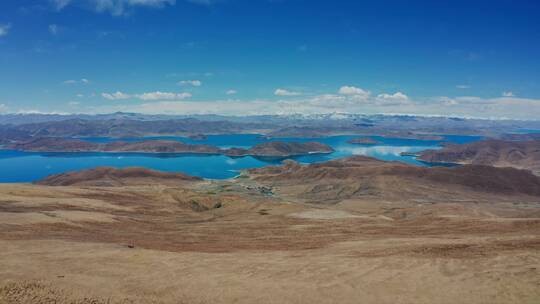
{"left": 3, "top": 0, "right": 540, "bottom": 301}
{"left": 1, "top": 157, "right": 540, "bottom": 304}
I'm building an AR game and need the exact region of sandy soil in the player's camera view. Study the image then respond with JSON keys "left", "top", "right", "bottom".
{"left": 1, "top": 181, "right": 540, "bottom": 304}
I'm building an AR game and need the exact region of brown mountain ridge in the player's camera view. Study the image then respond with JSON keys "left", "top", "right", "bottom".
{"left": 417, "top": 139, "right": 540, "bottom": 175}
{"left": 247, "top": 155, "right": 540, "bottom": 203}
{"left": 36, "top": 167, "right": 202, "bottom": 187}
{"left": 6, "top": 137, "right": 334, "bottom": 158}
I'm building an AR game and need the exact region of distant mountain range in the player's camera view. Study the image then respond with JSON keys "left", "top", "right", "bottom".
{"left": 1, "top": 112, "right": 540, "bottom": 142}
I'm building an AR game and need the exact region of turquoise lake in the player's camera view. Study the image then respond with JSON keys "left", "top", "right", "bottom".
{"left": 0, "top": 134, "right": 482, "bottom": 182}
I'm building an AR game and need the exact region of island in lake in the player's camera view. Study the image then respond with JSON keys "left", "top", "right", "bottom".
{"left": 5, "top": 137, "right": 334, "bottom": 158}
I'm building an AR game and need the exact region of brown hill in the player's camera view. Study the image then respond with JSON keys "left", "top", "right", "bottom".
{"left": 417, "top": 139, "right": 540, "bottom": 175}
{"left": 36, "top": 167, "right": 202, "bottom": 186}
{"left": 102, "top": 140, "right": 220, "bottom": 154}
{"left": 224, "top": 141, "right": 334, "bottom": 157}
{"left": 248, "top": 156, "right": 540, "bottom": 203}
{"left": 0, "top": 125, "right": 32, "bottom": 144}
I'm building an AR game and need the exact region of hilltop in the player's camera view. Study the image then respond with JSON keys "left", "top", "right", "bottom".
{"left": 248, "top": 155, "right": 540, "bottom": 203}
{"left": 36, "top": 167, "right": 202, "bottom": 187}
{"left": 417, "top": 139, "right": 540, "bottom": 175}
{"left": 224, "top": 141, "right": 334, "bottom": 157}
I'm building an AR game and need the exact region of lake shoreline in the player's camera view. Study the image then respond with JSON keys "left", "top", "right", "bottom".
{"left": 0, "top": 134, "right": 482, "bottom": 182}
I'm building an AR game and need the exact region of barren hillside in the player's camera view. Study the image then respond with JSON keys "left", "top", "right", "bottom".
{"left": 418, "top": 139, "right": 540, "bottom": 175}
{"left": 1, "top": 159, "right": 540, "bottom": 303}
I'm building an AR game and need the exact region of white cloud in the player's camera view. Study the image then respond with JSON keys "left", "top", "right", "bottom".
{"left": 63, "top": 78, "right": 90, "bottom": 85}
{"left": 338, "top": 86, "right": 370, "bottom": 99}
{"left": 456, "top": 85, "right": 470, "bottom": 89}
{"left": 101, "top": 91, "right": 192, "bottom": 101}
{"left": 49, "top": 24, "right": 59, "bottom": 35}
{"left": 178, "top": 80, "right": 202, "bottom": 87}
{"left": 15, "top": 109, "right": 70, "bottom": 115}
{"left": 432, "top": 96, "right": 540, "bottom": 119}
{"left": 308, "top": 94, "right": 346, "bottom": 104}
{"left": 436, "top": 96, "right": 458, "bottom": 106}
{"left": 52, "top": 0, "right": 72, "bottom": 10}
{"left": 136, "top": 91, "right": 192, "bottom": 100}
{"left": 89, "top": 92, "right": 540, "bottom": 121}
{"left": 0, "top": 24, "right": 11, "bottom": 37}
{"left": 503, "top": 91, "right": 514, "bottom": 97}
{"left": 76, "top": 94, "right": 84, "bottom": 98}
{"left": 274, "top": 88, "right": 301, "bottom": 96}
{"left": 376, "top": 92, "right": 410, "bottom": 105}
{"left": 68, "top": 101, "right": 80, "bottom": 106}
{"left": 54, "top": 0, "right": 177, "bottom": 16}
{"left": 422, "top": 96, "right": 494, "bottom": 109}
{"left": 46, "top": 83, "right": 540, "bottom": 120}
{"left": 0, "top": 104, "right": 7, "bottom": 113}
{"left": 102, "top": 91, "right": 131, "bottom": 100}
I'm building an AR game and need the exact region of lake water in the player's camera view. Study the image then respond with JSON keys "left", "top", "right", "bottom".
{"left": 0, "top": 134, "right": 482, "bottom": 182}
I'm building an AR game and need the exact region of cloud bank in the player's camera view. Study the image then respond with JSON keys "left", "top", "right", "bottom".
{"left": 101, "top": 91, "right": 192, "bottom": 101}
{"left": 91, "top": 90, "right": 540, "bottom": 120}
{"left": 51, "top": 0, "right": 213, "bottom": 15}
{"left": 178, "top": 80, "right": 202, "bottom": 87}
{"left": 274, "top": 89, "right": 302, "bottom": 96}
{"left": 63, "top": 78, "right": 90, "bottom": 85}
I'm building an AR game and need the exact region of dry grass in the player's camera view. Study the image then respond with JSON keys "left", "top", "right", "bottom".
{"left": 0, "top": 281, "right": 207, "bottom": 304}
{"left": 1, "top": 180, "right": 540, "bottom": 303}
{"left": 0, "top": 281, "right": 128, "bottom": 304}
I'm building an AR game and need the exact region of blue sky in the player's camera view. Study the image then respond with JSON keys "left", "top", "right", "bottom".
{"left": 0, "top": 0, "right": 540, "bottom": 119}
